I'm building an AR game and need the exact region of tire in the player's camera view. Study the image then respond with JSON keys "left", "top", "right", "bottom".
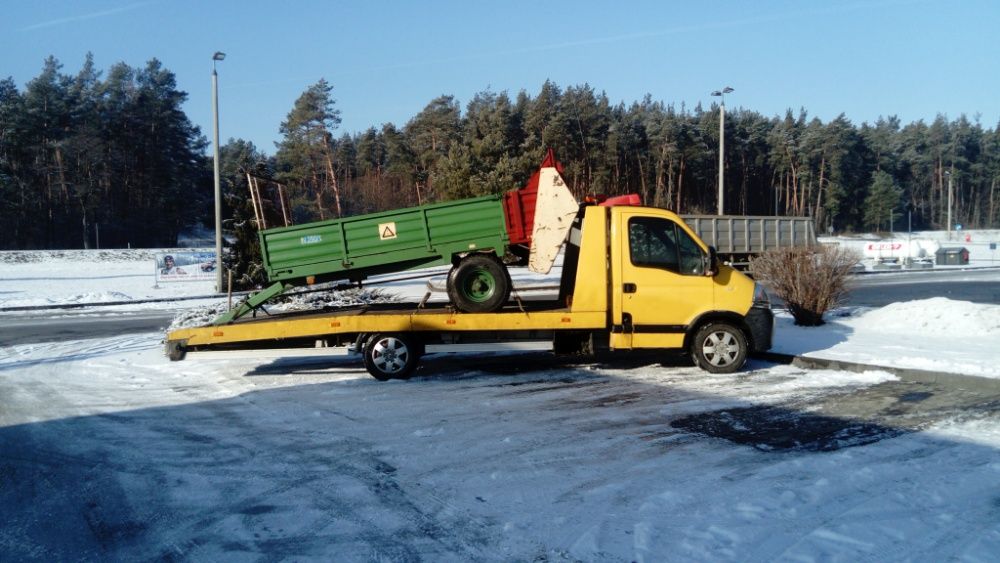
{"left": 690, "top": 322, "right": 748, "bottom": 374}
{"left": 446, "top": 254, "right": 511, "bottom": 313}
{"left": 363, "top": 333, "right": 420, "bottom": 381}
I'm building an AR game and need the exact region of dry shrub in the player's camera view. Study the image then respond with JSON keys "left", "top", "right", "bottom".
{"left": 749, "top": 245, "right": 860, "bottom": 326}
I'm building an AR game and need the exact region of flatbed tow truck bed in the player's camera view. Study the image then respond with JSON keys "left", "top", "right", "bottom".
{"left": 167, "top": 300, "right": 606, "bottom": 359}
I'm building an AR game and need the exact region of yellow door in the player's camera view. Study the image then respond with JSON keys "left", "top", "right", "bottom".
{"left": 614, "top": 210, "right": 714, "bottom": 349}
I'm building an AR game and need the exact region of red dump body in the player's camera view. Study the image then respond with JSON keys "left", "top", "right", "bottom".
{"left": 501, "top": 150, "right": 641, "bottom": 247}
{"left": 502, "top": 149, "right": 562, "bottom": 247}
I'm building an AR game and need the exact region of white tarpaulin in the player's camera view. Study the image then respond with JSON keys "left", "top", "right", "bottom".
{"left": 528, "top": 167, "right": 578, "bottom": 274}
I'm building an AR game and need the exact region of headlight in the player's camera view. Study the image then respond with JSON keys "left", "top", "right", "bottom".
{"left": 752, "top": 283, "right": 770, "bottom": 308}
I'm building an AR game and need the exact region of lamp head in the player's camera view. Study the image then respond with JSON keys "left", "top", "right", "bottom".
{"left": 212, "top": 52, "right": 226, "bottom": 61}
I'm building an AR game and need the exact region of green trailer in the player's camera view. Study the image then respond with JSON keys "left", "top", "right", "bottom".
{"left": 262, "top": 195, "right": 508, "bottom": 284}
{"left": 215, "top": 195, "right": 513, "bottom": 324}
{"left": 214, "top": 159, "right": 580, "bottom": 325}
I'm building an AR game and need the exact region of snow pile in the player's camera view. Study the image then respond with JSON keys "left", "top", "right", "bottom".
{"left": 168, "top": 287, "right": 401, "bottom": 330}
{"left": 774, "top": 298, "right": 1000, "bottom": 378}
{"left": 769, "top": 368, "right": 898, "bottom": 391}
{"left": 62, "top": 291, "right": 134, "bottom": 304}
{"left": 269, "top": 287, "right": 399, "bottom": 312}
{"left": 168, "top": 301, "right": 233, "bottom": 330}
{"left": 857, "top": 297, "right": 1000, "bottom": 336}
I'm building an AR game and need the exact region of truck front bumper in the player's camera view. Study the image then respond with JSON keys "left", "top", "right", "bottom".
{"left": 745, "top": 306, "right": 774, "bottom": 352}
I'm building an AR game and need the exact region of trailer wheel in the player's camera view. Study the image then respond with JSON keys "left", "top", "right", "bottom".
{"left": 363, "top": 333, "right": 420, "bottom": 381}
{"left": 447, "top": 254, "right": 511, "bottom": 313}
{"left": 691, "top": 322, "right": 748, "bottom": 374}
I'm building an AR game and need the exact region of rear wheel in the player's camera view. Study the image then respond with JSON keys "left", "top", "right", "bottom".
{"left": 691, "top": 322, "right": 748, "bottom": 373}
{"left": 363, "top": 333, "right": 420, "bottom": 381}
{"left": 447, "top": 254, "right": 511, "bottom": 313}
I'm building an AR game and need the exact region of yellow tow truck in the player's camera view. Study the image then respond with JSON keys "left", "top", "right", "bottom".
{"left": 165, "top": 199, "right": 773, "bottom": 380}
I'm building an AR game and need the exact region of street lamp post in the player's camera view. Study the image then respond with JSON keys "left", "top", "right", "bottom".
{"left": 212, "top": 51, "right": 225, "bottom": 293}
{"left": 710, "top": 86, "right": 734, "bottom": 215}
{"left": 944, "top": 169, "right": 953, "bottom": 239}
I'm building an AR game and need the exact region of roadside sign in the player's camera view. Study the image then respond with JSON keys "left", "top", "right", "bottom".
{"left": 155, "top": 251, "right": 216, "bottom": 283}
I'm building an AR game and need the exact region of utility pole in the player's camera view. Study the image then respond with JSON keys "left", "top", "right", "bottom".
{"left": 945, "top": 169, "right": 954, "bottom": 239}
{"left": 710, "top": 86, "right": 734, "bottom": 215}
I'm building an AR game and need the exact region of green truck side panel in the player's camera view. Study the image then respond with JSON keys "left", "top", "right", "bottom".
{"left": 259, "top": 195, "right": 509, "bottom": 283}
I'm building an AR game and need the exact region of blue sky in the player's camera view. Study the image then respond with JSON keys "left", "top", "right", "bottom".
{"left": 2, "top": 0, "right": 996, "bottom": 153}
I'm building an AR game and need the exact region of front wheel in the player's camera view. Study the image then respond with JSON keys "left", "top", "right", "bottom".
{"left": 363, "top": 333, "right": 420, "bottom": 381}
{"left": 447, "top": 254, "right": 511, "bottom": 313}
{"left": 691, "top": 322, "right": 748, "bottom": 374}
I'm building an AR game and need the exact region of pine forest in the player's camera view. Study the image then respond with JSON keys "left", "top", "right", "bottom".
{"left": 2, "top": 56, "right": 998, "bottom": 252}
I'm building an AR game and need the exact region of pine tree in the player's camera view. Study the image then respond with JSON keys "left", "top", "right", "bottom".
{"left": 276, "top": 79, "right": 343, "bottom": 220}
{"left": 864, "top": 170, "right": 902, "bottom": 231}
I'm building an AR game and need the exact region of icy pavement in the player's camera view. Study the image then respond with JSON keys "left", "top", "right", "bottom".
{"left": 1, "top": 335, "right": 999, "bottom": 560}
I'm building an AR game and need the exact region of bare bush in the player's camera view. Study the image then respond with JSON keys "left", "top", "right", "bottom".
{"left": 749, "top": 246, "right": 860, "bottom": 326}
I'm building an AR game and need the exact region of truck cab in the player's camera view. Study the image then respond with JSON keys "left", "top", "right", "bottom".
{"left": 563, "top": 203, "right": 772, "bottom": 371}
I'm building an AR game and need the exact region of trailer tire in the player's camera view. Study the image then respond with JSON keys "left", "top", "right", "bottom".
{"left": 447, "top": 254, "right": 511, "bottom": 313}
{"left": 690, "top": 322, "right": 748, "bottom": 374}
{"left": 363, "top": 333, "right": 420, "bottom": 381}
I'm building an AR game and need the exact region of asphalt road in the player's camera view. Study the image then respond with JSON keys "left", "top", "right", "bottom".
{"left": 0, "top": 310, "right": 176, "bottom": 346}
{"left": 1, "top": 268, "right": 996, "bottom": 347}
{"left": 846, "top": 268, "right": 1000, "bottom": 306}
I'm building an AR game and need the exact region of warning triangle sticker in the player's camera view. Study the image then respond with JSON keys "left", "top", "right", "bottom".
{"left": 379, "top": 222, "right": 397, "bottom": 240}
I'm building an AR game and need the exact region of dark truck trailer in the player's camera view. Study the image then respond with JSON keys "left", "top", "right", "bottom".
{"left": 681, "top": 215, "right": 817, "bottom": 268}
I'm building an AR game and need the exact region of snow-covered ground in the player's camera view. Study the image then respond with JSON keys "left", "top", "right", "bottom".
{"left": 3, "top": 336, "right": 999, "bottom": 561}
{"left": 0, "top": 249, "right": 217, "bottom": 309}
{"left": 774, "top": 298, "right": 1000, "bottom": 378}
{"left": 2, "top": 249, "right": 1000, "bottom": 560}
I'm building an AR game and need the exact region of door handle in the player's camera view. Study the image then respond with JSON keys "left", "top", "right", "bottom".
{"left": 623, "top": 283, "right": 637, "bottom": 293}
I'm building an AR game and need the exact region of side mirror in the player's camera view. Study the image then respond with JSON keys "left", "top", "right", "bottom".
{"left": 705, "top": 246, "right": 719, "bottom": 277}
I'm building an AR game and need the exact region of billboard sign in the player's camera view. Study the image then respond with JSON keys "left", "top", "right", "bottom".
{"left": 155, "top": 252, "right": 216, "bottom": 283}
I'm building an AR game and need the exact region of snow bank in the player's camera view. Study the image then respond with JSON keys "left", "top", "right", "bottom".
{"left": 857, "top": 297, "right": 1000, "bottom": 336}
{"left": 773, "top": 298, "right": 1000, "bottom": 378}
{"left": 0, "top": 248, "right": 194, "bottom": 263}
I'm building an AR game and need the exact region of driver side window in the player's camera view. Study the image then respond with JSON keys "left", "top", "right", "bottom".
{"left": 628, "top": 217, "right": 704, "bottom": 276}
